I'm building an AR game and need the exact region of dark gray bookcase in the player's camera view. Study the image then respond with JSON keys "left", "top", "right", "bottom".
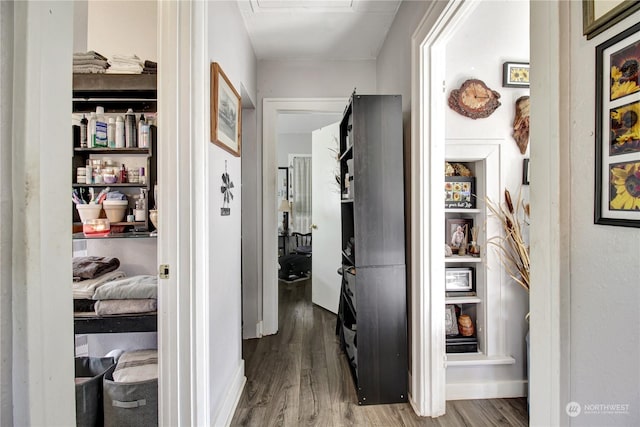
{"left": 337, "top": 93, "right": 408, "bottom": 405}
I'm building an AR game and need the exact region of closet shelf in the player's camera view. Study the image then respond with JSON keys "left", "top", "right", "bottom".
{"left": 74, "top": 313, "right": 157, "bottom": 334}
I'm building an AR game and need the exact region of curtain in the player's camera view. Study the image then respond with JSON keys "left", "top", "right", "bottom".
{"left": 291, "top": 156, "right": 312, "bottom": 233}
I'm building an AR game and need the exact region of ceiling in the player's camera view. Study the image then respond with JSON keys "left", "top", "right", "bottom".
{"left": 237, "top": 0, "right": 403, "bottom": 60}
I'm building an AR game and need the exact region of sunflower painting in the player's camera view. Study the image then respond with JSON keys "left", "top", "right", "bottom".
{"left": 609, "top": 100, "right": 640, "bottom": 155}
{"left": 610, "top": 39, "right": 640, "bottom": 101}
{"left": 609, "top": 161, "right": 640, "bottom": 211}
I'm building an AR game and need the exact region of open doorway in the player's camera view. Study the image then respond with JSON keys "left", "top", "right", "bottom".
{"left": 275, "top": 113, "right": 342, "bottom": 311}
{"left": 262, "top": 99, "right": 347, "bottom": 335}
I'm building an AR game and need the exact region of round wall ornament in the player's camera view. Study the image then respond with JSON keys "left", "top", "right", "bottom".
{"left": 448, "top": 79, "right": 501, "bottom": 119}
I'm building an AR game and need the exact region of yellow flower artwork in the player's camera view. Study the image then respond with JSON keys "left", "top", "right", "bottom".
{"left": 609, "top": 101, "right": 640, "bottom": 155}
{"left": 609, "top": 39, "right": 640, "bottom": 101}
{"left": 610, "top": 161, "right": 640, "bottom": 211}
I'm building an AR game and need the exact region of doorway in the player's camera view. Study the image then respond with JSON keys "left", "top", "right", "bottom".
{"left": 262, "top": 99, "right": 346, "bottom": 335}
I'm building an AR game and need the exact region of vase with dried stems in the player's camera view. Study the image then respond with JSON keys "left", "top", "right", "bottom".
{"left": 486, "top": 188, "right": 530, "bottom": 295}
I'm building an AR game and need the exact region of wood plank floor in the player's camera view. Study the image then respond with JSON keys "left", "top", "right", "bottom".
{"left": 231, "top": 278, "right": 528, "bottom": 426}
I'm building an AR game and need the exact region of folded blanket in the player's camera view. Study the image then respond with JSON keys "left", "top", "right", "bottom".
{"left": 113, "top": 349, "right": 157, "bottom": 383}
{"left": 109, "top": 54, "right": 143, "bottom": 64}
{"left": 92, "top": 275, "right": 158, "bottom": 300}
{"left": 73, "top": 270, "right": 126, "bottom": 299}
{"left": 72, "top": 58, "right": 108, "bottom": 67}
{"left": 94, "top": 299, "right": 156, "bottom": 316}
{"left": 73, "top": 256, "right": 120, "bottom": 281}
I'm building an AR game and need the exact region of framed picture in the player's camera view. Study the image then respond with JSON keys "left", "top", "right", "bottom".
{"left": 502, "top": 62, "right": 530, "bottom": 88}
{"left": 445, "top": 304, "right": 459, "bottom": 336}
{"left": 445, "top": 267, "right": 474, "bottom": 291}
{"left": 211, "top": 62, "right": 242, "bottom": 157}
{"left": 522, "top": 158, "right": 530, "bottom": 185}
{"left": 583, "top": 0, "right": 640, "bottom": 40}
{"left": 445, "top": 177, "right": 476, "bottom": 209}
{"left": 595, "top": 21, "right": 640, "bottom": 227}
{"left": 445, "top": 218, "right": 473, "bottom": 252}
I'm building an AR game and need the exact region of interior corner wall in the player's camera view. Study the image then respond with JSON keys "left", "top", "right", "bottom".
{"left": 86, "top": 0, "right": 157, "bottom": 61}
{"left": 207, "top": 1, "right": 257, "bottom": 422}
{"left": 565, "top": 4, "right": 640, "bottom": 424}
{"left": 0, "top": 1, "right": 14, "bottom": 425}
{"left": 443, "top": 0, "right": 529, "bottom": 391}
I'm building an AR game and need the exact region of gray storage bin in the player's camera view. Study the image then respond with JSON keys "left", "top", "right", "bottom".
{"left": 103, "top": 370, "right": 158, "bottom": 427}
{"left": 75, "top": 357, "right": 116, "bottom": 427}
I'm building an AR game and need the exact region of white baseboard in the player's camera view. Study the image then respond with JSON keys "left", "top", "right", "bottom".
{"left": 212, "top": 361, "right": 246, "bottom": 426}
{"left": 446, "top": 380, "right": 527, "bottom": 401}
{"left": 256, "top": 320, "right": 263, "bottom": 338}
{"left": 242, "top": 320, "right": 263, "bottom": 339}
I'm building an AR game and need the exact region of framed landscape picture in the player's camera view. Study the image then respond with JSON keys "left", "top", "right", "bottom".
{"left": 595, "top": 21, "right": 640, "bottom": 227}
{"left": 211, "top": 62, "right": 242, "bottom": 157}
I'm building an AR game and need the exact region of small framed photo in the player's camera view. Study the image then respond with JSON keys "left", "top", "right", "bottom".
{"left": 445, "top": 267, "right": 474, "bottom": 292}
{"left": 445, "top": 177, "right": 476, "bottom": 209}
{"left": 445, "top": 218, "right": 473, "bottom": 253}
{"left": 445, "top": 304, "right": 459, "bottom": 336}
{"left": 583, "top": 0, "right": 640, "bottom": 40}
{"left": 211, "top": 62, "right": 242, "bottom": 157}
{"left": 502, "top": 62, "right": 530, "bottom": 88}
{"left": 522, "top": 158, "right": 530, "bottom": 185}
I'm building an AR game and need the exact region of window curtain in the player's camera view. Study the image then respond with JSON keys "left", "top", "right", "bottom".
{"left": 292, "top": 156, "right": 312, "bottom": 233}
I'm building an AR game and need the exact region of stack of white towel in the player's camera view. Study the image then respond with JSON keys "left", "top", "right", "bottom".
{"left": 106, "top": 54, "right": 144, "bottom": 74}
{"left": 73, "top": 51, "right": 109, "bottom": 74}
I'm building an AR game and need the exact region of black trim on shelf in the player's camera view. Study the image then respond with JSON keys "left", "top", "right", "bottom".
{"left": 74, "top": 147, "right": 152, "bottom": 155}
{"left": 74, "top": 313, "right": 157, "bottom": 334}
{"left": 339, "top": 145, "right": 353, "bottom": 161}
{"left": 341, "top": 250, "right": 355, "bottom": 266}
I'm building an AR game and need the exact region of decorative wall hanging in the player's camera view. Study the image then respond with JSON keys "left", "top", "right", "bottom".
{"left": 221, "top": 160, "right": 234, "bottom": 216}
{"left": 595, "top": 21, "right": 640, "bottom": 227}
{"left": 211, "top": 62, "right": 242, "bottom": 157}
{"left": 513, "top": 95, "right": 530, "bottom": 154}
{"left": 502, "top": 62, "right": 530, "bottom": 88}
{"left": 448, "top": 79, "right": 501, "bottom": 119}
{"left": 583, "top": 0, "right": 640, "bottom": 40}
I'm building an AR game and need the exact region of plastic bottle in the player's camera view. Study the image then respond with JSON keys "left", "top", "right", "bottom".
{"left": 80, "top": 114, "right": 88, "bottom": 148}
{"left": 107, "top": 117, "right": 116, "bottom": 148}
{"left": 115, "top": 116, "right": 125, "bottom": 148}
{"left": 119, "top": 163, "right": 128, "bottom": 183}
{"left": 124, "top": 109, "right": 137, "bottom": 148}
{"left": 138, "top": 114, "right": 146, "bottom": 148}
{"left": 135, "top": 188, "right": 147, "bottom": 221}
{"left": 88, "top": 112, "right": 97, "bottom": 148}
{"left": 95, "top": 106, "right": 108, "bottom": 147}
{"left": 140, "top": 123, "right": 150, "bottom": 148}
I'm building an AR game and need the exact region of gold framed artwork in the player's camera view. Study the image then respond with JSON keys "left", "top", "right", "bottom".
{"left": 583, "top": 0, "right": 640, "bottom": 40}
{"left": 211, "top": 62, "right": 242, "bottom": 157}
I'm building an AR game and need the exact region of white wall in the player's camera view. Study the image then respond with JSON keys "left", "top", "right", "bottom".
{"left": 277, "top": 133, "right": 311, "bottom": 167}
{"left": 207, "top": 1, "right": 257, "bottom": 423}
{"left": 564, "top": 4, "right": 640, "bottom": 425}
{"left": 443, "top": 0, "right": 529, "bottom": 390}
{"left": 86, "top": 0, "right": 157, "bottom": 61}
{"left": 0, "top": 1, "right": 13, "bottom": 424}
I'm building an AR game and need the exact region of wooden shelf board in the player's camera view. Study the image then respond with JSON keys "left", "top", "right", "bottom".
{"left": 445, "top": 296, "right": 482, "bottom": 304}
{"left": 341, "top": 198, "right": 354, "bottom": 203}
{"left": 445, "top": 353, "right": 516, "bottom": 367}
{"left": 445, "top": 256, "right": 482, "bottom": 263}
{"left": 445, "top": 208, "right": 481, "bottom": 214}
{"left": 74, "top": 312, "right": 157, "bottom": 334}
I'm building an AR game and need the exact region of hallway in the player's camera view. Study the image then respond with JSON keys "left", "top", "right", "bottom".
{"left": 231, "top": 279, "right": 528, "bottom": 426}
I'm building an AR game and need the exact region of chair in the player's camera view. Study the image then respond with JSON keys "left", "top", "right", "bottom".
{"left": 292, "top": 232, "right": 312, "bottom": 256}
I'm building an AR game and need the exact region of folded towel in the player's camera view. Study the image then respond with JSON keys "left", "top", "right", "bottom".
{"left": 110, "top": 54, "right": 143, "bottom": 64}
{"left": 143, "top": 60, "right": 157, "bottom": 69}
{"left": 72, "top": 58, "right": 109, "bottom": 67}
{"left": 73, "top": 256, "right": 121, "bottom": 281}
{"left": 73, "top": 270, "right": 126, "bottom": 299}
{"left": 94, "top": 298, "right": 156, "bottom": 316}
{"left": 73, "top": 65, "right": 108, "bottom": 74}
{"left": 73, "top": 50, "right": 108, "bottom": 61}
{"left": 113, "top": 349, "right": 158, "bottom": 383}
{"left": 92, "top": 275, "right": 158, "bottom": 300}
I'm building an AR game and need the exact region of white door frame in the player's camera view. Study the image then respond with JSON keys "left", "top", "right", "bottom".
{"left": 262, "top": 98, "right": 346, "bottom": 335}
{"left": 157, "top": 0, "right": 208, "bottom": 425}
{"left": 411, "top": 0, "right": 565, "bottom": 421}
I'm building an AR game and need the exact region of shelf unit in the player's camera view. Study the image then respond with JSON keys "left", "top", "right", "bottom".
{"left": 444, "top": 141, "right": 514, "bottom": 365}
{"left": 72, "top": 74, "right": 157, "bottom": 235}
{"left": 72, "top": 74, "right": 159, "bottom": 336}
{"left": 336, "top": 93, "right": 407, "bottom": 405}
